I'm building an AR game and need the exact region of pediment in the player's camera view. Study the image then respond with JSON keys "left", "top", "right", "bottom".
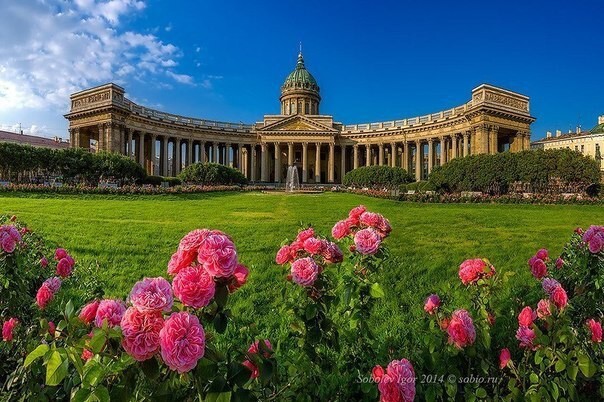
{"left": 259, "top": 115, "right": 337, "bottom": 133}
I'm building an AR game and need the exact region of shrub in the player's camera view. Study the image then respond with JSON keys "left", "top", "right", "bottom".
{"left": 142, "top": 175, "right": 164, "bottom": 186}
{"left": 163, "top": 177, "right": 182, "bottom": 187}
{"left": 179, "top": 163, "right": 247, "bottom": 186}
{"left": 429, "top": 149, "right": 600, "bottom": 195}
{"left": 343, "top": 165, "right": 414, "bottom": 189}
{"left": 405, "top": 180, "right": 435, "bottom": 192}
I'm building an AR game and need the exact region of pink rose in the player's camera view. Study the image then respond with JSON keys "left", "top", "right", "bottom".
{"left": 550, "top": 285, "right": 568, "bottom": 310}
{"left": 275, "top": 245, "right": 292, "bottom": 265}
{"left": 178, "top": 229, "right": 211, "bottom": 253}
{"left": 79, "top": 300, "right": 100, "bottom": 324}
{"left": 331, "top": 220, "right": 351, "bottom": 239}
{"left": 322, "top": 241, "right": 343, "bottom": 264}
{"left": 172, "top": 266, "right": 216, "bottom": 308}
{"left": 2, "top": 318, "right": 18, "bottom": 342}
{"left": 1, "top": 236, "right": 16, "bottom": 253}
{"left": 447, "top": 309, "right": 476, "bottom": 349}
{"left": 583, "top": 225, "right": 604, "bottom": 254}
{"left": 555, "top": 257, "right": 564, "bottom": 269}
{"left": 303, "top": 237, "right": 324, "bottom": 255}
{"left": 296, "top": 227, "right": 315, "bottom": 243}
{"left": 120, "top": 307, "right": 164, "bottom": 361}
{"left": 536, "top": 299, "right": 552, "bottom": 319}
{"left": 81, "top": 349, "right": 93, "bottom": 361}
{"left": 518, "top": 306, "right": 536, "bottom": 327}
{"left": 587, "top": 319, "right": 602, "bottom": 343}
{"left": 228, "top": 263, "right": 249, "bottom": 293}
{"left": 348, "top": 205, "right": 367, "bottom": 222}
{"left": 376, "top": 359, "right": 416, "bottom": 402}
{"left": 528, "top": 257, "right": 547, "bottom": 279}
{"left": 197, "top": 233, "right": 238, "bottom": 278}
{"left": 290, "top": 257, "right": 319, "bottom": 287}
{"left": 95, "top": 299, "right": 126, "bottom": 328}
{"left": 36, "top": 284, "right": 54, "bottom": 310}
{"left": 359, "top": 212, "right": 382, "bottom": 229}
{"left": 48, "top": 321, "right": 56, "bottom": 337}
{"left": 242, "top": 339, "right": 273, "bottom": 379}
{"left": 516, "top": 326, "right": 536, "bottom": 349}
{"left": 43, "top": 277, "right": 62, "bottom": 294}
{"left": 458, "top": 258, "right": 494, "bottom": 285}
{"left": 167, "top": 249, "right": 196, "bottom": 276}
{"left": 353, "top": 228, "right": 382, "bottom": 255}
{"left": 129, "top": 277, "right": 173, "bottom": 313}
{"left": 160, "top": 312, "right": 206, "bottom": 373}
{"left": 376, "top": 216, "right": 392, "bottom": 238}
{"left": 499, "top": 348, "right": 511, "bottom": 369}
{"left": 39, "top": 256, "right": 49, "bottom": 268}
{"left": 56, "top": 257, "right": 73, "bottom": 278}
{"left": 372, "top": 365, "right": 385, "bottom": 382}
{"left": 54, "top": 248, "right": 68, "bottom": 261}
{"left": 542, "top": 278, "right": 560, "bottom": 296}
{"left": 536, "top": 248, "right": 549, "bottom": 261}
{"left": 424, "top": 294, "right": 440, "bottom": 315}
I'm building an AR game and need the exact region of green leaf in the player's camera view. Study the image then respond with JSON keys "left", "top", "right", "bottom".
{"left": 578, "top": 353, "right": 597, "bottom": 378}
{"left": 46, "top": 350, "right": 69, "bottom": 386}
{"left": 555, "top": 359, "right": 566, "bottom": 373}
{"left": 71, "top": 388, "right": 91, "bottom": 402}
{"left": 476, "top": 388, "right": 487, "bottom": 398}
{"left": 215, "top": 285, "right": 229, "bottom": 309}
{"left": 529, "top": 373, "right": 539, "bottom": 384}
{"left": 65, "top": 300, "right": 75, "bottom": 319}
{"left": 89, "top": 331, "right": 107, "bottom": 354}
{"left": 567, "top": 364, "right": 578, "bottom": 381}
{"left": 82, "top": 363, "right": 104, "bottom": 387}
{"left": 369, "top": 283, "right": 385, "bottom": 298}
{"left": 205, "top": 392, "right": 232, "bottom": 402}
{"left": 24, "top": 344, "right": 49, "bottom": 367}
{"left": 140, "top": 358, "right": 160, "bottom": 380}
{"left": 304, "top": 303, "right": 318, "bottom": 320}
{"left": 93, "top": 385, "right": 110, "bottom": 402}
{"left": 213, "top": 312, "right": 228, "bottom": 334}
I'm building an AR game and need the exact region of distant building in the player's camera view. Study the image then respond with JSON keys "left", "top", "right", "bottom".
{"left": 532, "top": 115, "right": 604, "bottom": 171}
{"left": 0, "top": 130, "right": 70, "bottom": 150}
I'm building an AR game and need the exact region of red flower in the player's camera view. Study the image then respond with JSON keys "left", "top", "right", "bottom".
{"left": 499, "top": 348, "right": 511, "bottom": 369}
{"left": 518, "top": 306, "right": 536, "bottom": 327}
{"left": 587, "top": 319, "right": 603, "bottom": 343}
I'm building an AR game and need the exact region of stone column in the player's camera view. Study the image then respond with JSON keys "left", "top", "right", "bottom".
{"left": 340, "top": 145, "right": 346, "bottom": 182}
{"left": 175, "top": 138, "right": 181, "bottom": 175}
{"left": 365, "top": 145, "right": 371, "bottom": 166}
{"left": 241, "top": 147, "right": 248, "bottom": 178}
{"left": 302, "top": 142, "right": 308, "bottom": 183}
{"left": 200, "top": 142, "right": 206, "bottom": 163}
{"left": 187, "top": 139, "right": 193, "bottom": 167}
{"left": 260, "top": 143, "right": 267, "bottom": 181}
{"left": 315, "top": 143, "right": 321, "bottom": 183}
{"left": 238, "top": 144, "right": 244, "bottom": 171}
{"left": 97, "top": 124, "right": 105, "bottom": 152}
{"left": 353, "top": 144, "right": 359, "bottom": 169}
{"left": 127, "top": 129, "right": 133, "bottom": 159}
{"left": 138, "top": 133, "right": 145, "bottom": 166}
{"left": 151, "top": 135, "right": 157, "bottom": 175}
{"left": 288, "top": 142, "right": 294, "bottom": 166}
{"left": 489, "top": 126, "right": 499, "bottom": 154}
{"left": 524, "top": 132, "right": 531, "bottom": 150}
{"left": 463, "top": 132, "right": 469, "bottom": 157}
{"left": 415, "top": 140, "right": 422, "bottom": 181}
{"left": 378, "top": 143, "right": 384, "bottom": 166}
{"left": 390, "top": 143, "right": 397, "bottom": 167}
{"left": 440, "top": 137, "right": 446, "bottom": 166}
{"left": 251, "top": 146, "right": 257, "bottom": 182}
{"left": 451, "top": 135, "right": 458, "bottom": 160}
{"left": 227, "top": 143, "right": 233, "bottom": 167}
{"left": 427, "top": 139, "right": 434, "bottom": 174}
{"left": 211, "top": 143, "right": 217, "bottom": 164}
{"left": 274, "top": 142, "right": 281, "bottom": 183}
{"left": 403, "top": 142, "right": 409, "bottom": 171}
{"left": 162, "top": 137, "right": 168, "bottom": 176}
{"left": 328, "top": 142, "right": 335, "bottom": 183}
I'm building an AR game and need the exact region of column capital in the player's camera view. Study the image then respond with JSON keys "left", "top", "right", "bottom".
{"left": 428, "top": 138, "right": 434, "bottom": 144}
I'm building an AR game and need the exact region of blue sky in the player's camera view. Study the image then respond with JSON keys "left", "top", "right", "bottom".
{"left": 1, "top": 0, "right": 603, "bottom": 139}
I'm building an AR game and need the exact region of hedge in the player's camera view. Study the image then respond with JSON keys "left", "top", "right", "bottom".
{"left": 178, "top": 162, "right": 247, "bottom": 186}
{"left": 428, "top": 149, "right": 600, "bottom": 195}
{"left": 0, "top": 143, "right": 146, "bottom": 186}
{"left": 342, "top": 165, "right": 414, "bottom": 188}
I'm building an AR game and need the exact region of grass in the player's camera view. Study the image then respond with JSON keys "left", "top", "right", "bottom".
{"left": 1, "top": 191, "right": 602, "bottom": 353}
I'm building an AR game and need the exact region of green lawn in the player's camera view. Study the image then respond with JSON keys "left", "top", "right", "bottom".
{"left": 1, "top": 191, "right": 602, "bottom": 351}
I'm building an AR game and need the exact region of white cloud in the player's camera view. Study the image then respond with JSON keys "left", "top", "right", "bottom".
{"left": 0, "top": 0, "right": 194, "bottom": 115}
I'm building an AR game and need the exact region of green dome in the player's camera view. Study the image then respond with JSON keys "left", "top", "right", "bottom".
{"left": 282, "top": 52, "right": 319, "bottom": 93}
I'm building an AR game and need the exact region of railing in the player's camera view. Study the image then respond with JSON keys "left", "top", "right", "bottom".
{"left": 342, "top": 100, "right": 474, "bottom": 132}
{"left": 119, "top": 99, "right": 254, "bottom": 131}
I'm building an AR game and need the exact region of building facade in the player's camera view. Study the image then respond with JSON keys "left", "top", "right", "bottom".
{"left": 65, "top": 52, "right": 535, "bottom": 183}
{"left": 532, "top": 115, "right": 604, "bottom": 171}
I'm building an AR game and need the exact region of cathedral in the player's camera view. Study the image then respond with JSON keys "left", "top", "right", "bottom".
{"left": 65, "top": 51, "right": 535, "bottom": 183}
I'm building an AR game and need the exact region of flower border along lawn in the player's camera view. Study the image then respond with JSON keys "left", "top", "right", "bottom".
{"left": 1, "top": 191, "right": 602, "bottom": 351}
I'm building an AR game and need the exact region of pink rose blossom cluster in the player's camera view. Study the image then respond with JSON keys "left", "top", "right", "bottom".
{"left": 94, "top": 299, "right": 126, "bottom": 328}
{"left": 0, "top": 225, "right": 22, "bottom": 253}
{"left": 541, "top": 278, "right": 568, "bottom": 310}
{"left": 242, "top": 339, "right": 273, "bottom": 379}
{"left": 372, "top": 359, "right": 416, "bottom": 402}
{"left": 528, "top": 249, "right": 548, "bottom": 279}
{"left": 586, "top": 319, "right": 603, "bottom": 343}
{"left": 54, "top": 248, "right": 75, "bottom": 278}
{"left": 2, "top": 318, "right": 18, "bottom": 342}
{"left": 275, "top": 227, "right": 343, "bottom": 287}
{"left": 458, "top": 258, "right": 496, "bottom": 286}
{"left": 331, "top": 206, "right": 391, "bottom": 256}
{"left": 499, "top": 348, "right": 511, "bottom": 369}
{"left": 583, "top": 225, "right": 604, "bottom": 254}
{"left": 423, "top": 294, "right": 440, "bottom": 315}
{"left": 167, "top": 229, "right": 249, "bottom": 306}
{"left": 36, "top": 277, "right": 62, "bottom": 309}
{"left": 515, "top": 306, "right": 537, "bottom": 349}
{"left": 446, "top": 309, "right": 476, "bottom": 349}
{"left": 159, "top": 312, "right": 206, "bottom": 373}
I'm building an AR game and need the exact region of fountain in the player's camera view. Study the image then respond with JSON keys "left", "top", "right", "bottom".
{"left": 285, "top": 165, "right": 300, "bottom": 192}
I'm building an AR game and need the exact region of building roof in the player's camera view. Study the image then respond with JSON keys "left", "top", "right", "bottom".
{"left": 281, "top": 52, "right": 320, "bottom": 93}
{"left": 590, "top": 122, "right": 604, "bottom": 134}
{"left": 0, "top": 130, "right": 70, "bottom": 149}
